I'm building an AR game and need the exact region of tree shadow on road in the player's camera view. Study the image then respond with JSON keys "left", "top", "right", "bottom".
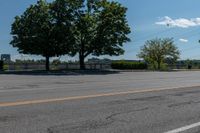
{"left": 0, "top": 70, "right": 120, "bottom": 76}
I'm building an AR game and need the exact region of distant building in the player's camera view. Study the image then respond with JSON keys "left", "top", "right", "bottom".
{"left": 1, "top": 54, "right": 11, "bottom": 62}
{"left": 88, "top": 58, "right": 111, "bottom": 64}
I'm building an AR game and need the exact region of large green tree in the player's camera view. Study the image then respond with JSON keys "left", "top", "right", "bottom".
{"left": 138, "top": 38, "right": 180, "bottom": 70}
{"left": 10, "top": 0, "right": 75, "bottom": 71}
{"left": 55, "top": 0, "right": 131, "bottom": 69}
{"left": 11, "top": 0, "right": 131, "bottom": 70}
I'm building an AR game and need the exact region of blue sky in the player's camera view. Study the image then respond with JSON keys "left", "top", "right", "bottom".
{"left": 1, "top": 0, "right": 200, "bottom": 61}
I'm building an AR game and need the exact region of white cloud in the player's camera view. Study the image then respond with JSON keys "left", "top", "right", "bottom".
{"left": 156, "top": 16, "right": 200, "bottom": 28}
{"left": 179, "top": 38, "right": 188, "bottom": 43}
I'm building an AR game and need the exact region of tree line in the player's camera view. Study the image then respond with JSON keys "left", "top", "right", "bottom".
{"left": 10, "top": 0, "right": 131, "bottom": 71}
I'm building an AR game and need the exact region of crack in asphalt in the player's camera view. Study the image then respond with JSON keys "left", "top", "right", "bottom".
{"left": 128, "top": 96, "right": 164, "bottom": 101}
{"left": 167, "top": 99, "right": 200, "bottom": 108}
{"left": 47, "top": 107, "right": 149, "bottom": 133}
{"left": 105, "top": 107, "right": 149, "bottom": 122}
{"left": 103, "top": 96, "right": 165, "bottom": 106}
{"left": 168, "top": 101, "right": 193, "bottom": 108}
{"left": 47, "top": 119, "right": 114, "bottom": 133}
{"left": 171, "top": 90, "right": 200, "bottom": 97}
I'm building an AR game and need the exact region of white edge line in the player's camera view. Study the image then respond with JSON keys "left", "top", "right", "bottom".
{"left": 165, "top": 122, "right": 200, "bottom": 133}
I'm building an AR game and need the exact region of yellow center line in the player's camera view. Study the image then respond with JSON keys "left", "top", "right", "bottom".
{"left": 0, "top": 85, "right": 200, "bottom": 107}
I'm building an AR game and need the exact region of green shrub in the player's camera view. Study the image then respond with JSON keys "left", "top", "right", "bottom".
{"left": 159, "top": 63, "right": 168, "bottom": 71}
{"left": 111, "top": 61, "right": 147, "bottom": 70}
{"left": 3, "top": 65, "right": 9, "bottom": 71}
{"left": 147, "top": 62, "right": 170, "bottom": 71}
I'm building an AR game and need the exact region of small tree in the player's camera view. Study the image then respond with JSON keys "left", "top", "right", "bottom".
{"left": 138, "top": 38, "right": 180, "bottom": 70}
{"left": 10, "top": 0, "right": 74, "bottom": 71}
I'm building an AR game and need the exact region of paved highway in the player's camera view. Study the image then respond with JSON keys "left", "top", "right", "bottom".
{"left": 1, "top": 71, "right": 200, "bottom": 133}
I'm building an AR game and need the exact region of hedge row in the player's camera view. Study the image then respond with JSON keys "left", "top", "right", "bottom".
{"left": 111, "top": 61, "right": 147, "bottom": 70}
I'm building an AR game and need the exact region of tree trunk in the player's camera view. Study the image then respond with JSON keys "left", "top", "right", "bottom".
{"left": 79, "top": 54, "right": 85, "bottom": 70}
{"left": 157, "top": 61, "right": 161, "bottom": 70}
{"left": 45, "top": 56, "right": 50, "bottom": 71}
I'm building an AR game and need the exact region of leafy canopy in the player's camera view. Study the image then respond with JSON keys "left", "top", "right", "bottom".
{"left": 10, "top": 0, "right": 131, "bottom": 70}
{"left": 58, "top": 0, "right": 131, "bottom": 69}
{"left": 72, "top": 0, "right": 131, "bottom": 56}
{"left": 138, "top": 38, "right": 180, "bottom": 70}
{"left": 10, "top": 0, "right": 75, "bottom": 58}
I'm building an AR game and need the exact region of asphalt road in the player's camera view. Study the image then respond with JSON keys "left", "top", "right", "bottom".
{"left": 1, "top": 71, "right": 200, "bottom": 133}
